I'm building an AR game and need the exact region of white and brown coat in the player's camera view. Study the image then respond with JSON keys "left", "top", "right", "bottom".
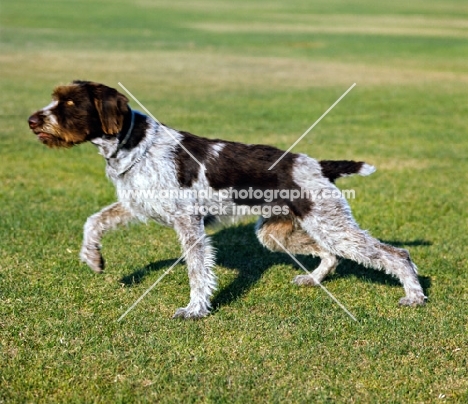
{"left": 28, "top": 81, "right": 426, "bottom": 318}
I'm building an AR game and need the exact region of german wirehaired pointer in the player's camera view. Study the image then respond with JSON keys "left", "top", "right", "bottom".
{"left": 28, "top": 81, "right": 426, "bottom": 318}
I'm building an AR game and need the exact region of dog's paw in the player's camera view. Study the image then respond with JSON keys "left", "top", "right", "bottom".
{"left": 172, "top": 304, "right": 210, "bottom": 320}
{"left": 80, "top": 245, "right": 105, "bottom": 273}
{"left": 399, "top": 294, "right": 427, "bottom": 307}
{"left": 292, "top": 274, "right": 320, "bottom": 287}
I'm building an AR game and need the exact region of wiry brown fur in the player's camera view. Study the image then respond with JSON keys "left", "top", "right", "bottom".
{"left": 256, "top": 214, "right": 322, "bottom": 255}
{"left": 256, "top": 215, "right": 339, "bottom": 286}
{"left": 28, "top": 81, "right": 128, "bottom": 148}
{"left": 28, "top": 81, "right": 427, "bottom": 319}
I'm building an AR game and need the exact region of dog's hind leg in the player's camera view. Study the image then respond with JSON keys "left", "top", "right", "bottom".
{"left": 172, "top": 215, "right": 217, "bottom": 319}
{"left": 292, "top": 251, "right": 339, "bottom": 286}
{"left": 299, "top": 198, "right": 427, "bottom": 306}
{"left": 255, "top": 215, "right": 339, "bottom": 285}
{"left": 80, "top": 202, "right": 134, "bottom": 273}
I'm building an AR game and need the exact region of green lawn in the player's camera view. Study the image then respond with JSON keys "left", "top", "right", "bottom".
{"left": 1, "top": 0, "right": 468, "bottom": 402}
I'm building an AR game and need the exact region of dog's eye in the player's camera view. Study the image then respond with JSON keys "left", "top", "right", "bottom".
{"left": 65, "top": 100, "right": 75, "bottom": 106}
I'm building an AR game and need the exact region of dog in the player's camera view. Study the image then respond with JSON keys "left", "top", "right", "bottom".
{"left": 28, "top": 80, "right": 427, "bottom": 318}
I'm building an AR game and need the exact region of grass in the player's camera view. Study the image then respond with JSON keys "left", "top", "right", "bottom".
{"left": 1, "top": 0, "right": 468, "bottom": 402}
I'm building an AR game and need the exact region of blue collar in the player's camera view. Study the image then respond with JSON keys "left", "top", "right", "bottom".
{"left": 110, "top": 108, "right": 135, "bottom": 158}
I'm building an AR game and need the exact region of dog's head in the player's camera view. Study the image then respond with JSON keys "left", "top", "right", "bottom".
{"left": 28, "top": 81, "right": 129, "bottom": 148}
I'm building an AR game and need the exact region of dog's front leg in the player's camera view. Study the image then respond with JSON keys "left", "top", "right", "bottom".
{"left": 172, "top": 215, "right": 217, "bottom": 319}
{"left": 80, "top": 202, "right": 134, "bottom": 273}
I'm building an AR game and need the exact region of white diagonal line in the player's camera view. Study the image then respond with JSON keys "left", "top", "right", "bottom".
{"left": 118, "top": 82, "right": 205, "bottom": 171}
{"left": 117, "top": 233, "right": 206, "bottom": 322}
{"left": 268, "top": 83, "right": 356, "bottom": 170}
{"left": 269, "top": 234, "right": 358, "bottom": 322}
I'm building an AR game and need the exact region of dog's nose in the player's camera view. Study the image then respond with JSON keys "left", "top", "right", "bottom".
{"left": 28, "top": 114, "right": 40, "bottom": 129}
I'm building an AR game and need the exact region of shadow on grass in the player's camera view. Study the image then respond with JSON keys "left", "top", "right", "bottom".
{"left": 119, "top": 223, "right": 432, "bottom": 308}
{"left": 120, "top": 259, "right": 177, "bottom": 285}
{"left": 380, "top": 239, "right": 432, "bottom": 247}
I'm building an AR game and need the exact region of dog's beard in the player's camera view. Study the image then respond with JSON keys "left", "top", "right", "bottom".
{"left": 34, "top": 126, "right": 91, "bottom": 148}
{"left": 35, "top": 132, "right": 81, "bottom": 148}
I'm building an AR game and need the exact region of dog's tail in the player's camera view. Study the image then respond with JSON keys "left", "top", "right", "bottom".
{"left": 319, "top": 160, "right": 376, "bottom": 183}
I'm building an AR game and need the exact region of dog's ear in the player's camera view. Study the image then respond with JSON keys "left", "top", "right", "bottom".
{"left": 85, "top": 83, "right": 129, "bottom": 135}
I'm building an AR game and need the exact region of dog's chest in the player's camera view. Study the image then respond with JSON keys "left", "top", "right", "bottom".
{"left": 110, "top": 156, "right": 181, "bottom": 226}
